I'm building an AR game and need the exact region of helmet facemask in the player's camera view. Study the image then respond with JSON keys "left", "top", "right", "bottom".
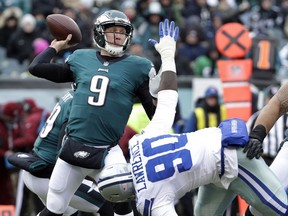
{"left": 94, "top": 10, "right": 134, "bottom": 56}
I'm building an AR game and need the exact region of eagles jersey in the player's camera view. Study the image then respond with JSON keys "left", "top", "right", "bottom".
{"left": 33, "top": 91, "right": 73, "bottom": 164}
{"left": 129, "top": 127, "right": 238, "bottom": 215}
{"left": 66, "top": 49, "right": 154, "bottom": 146}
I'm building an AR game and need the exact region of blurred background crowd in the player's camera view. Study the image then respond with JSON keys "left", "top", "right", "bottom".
{"left": 0, "top": 0, "right": 287, "bottom": 78}
{"left": 1, "top": 0, "right": 288, "bottom": 215}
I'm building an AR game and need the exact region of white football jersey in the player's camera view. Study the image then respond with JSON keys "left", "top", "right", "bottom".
{"left": 129, "top": 127, "right": 238, "bottom": 215}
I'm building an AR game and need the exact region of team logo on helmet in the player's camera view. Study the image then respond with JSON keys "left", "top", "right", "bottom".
{"left": 121, "top": 183, "right": 128, "bottom": 191}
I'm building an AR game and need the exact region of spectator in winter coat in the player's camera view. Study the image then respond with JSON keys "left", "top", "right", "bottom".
{"left": 0, "top": 6, "right": 22, "bottom": 48}
{"left": 0, "top": 115, "right": 16, "bottom": 205}
{"left": 12, "top": 98, "right": 49, "bottom": 152}
{"left": 6, "top": 13, "right": 40, "bottom": 64}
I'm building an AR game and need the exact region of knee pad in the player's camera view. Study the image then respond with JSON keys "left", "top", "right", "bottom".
{"left": 46, "top": 189, "right": 68, "bottom": 214}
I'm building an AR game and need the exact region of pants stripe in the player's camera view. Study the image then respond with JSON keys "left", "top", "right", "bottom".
{"left": 239, "top": 165, "right": 287, "bottom": 215}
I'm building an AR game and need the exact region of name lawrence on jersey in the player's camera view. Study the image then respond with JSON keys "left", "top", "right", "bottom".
{"left": 130, "top": 138, "right": 147, "bottom": 193}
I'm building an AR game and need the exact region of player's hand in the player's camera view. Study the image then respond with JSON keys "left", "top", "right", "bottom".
{"left": 148, "top": 19, "right": 179, "bottom": 98}
{"left": 50, "top": 34, "right": 74, "bottom": 52}
{"left": 148, "top": 19, "right": 179, "bottom": 59}
{"left": 243, "top": 124, "right": 266, "bottom": 159}
{"left": 243, "top": 138, "right": 263, "bottom": 159}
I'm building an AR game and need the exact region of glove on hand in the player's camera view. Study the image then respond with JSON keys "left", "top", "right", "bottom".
{"left": 148, "top": 19, "right": 179, "bottom": 72}
{"left": 148, "top": 19, "right": 179, "bottom": 98}
{"left": 243, "top": 125, "right": 266, "bottom": 159}
{"left": 243, "top": 138, "right": 263, "bottom": 159}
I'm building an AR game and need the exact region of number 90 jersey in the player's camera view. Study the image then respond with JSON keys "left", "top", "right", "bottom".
{"left": 129, "top": 128, "right": 238, "bottom": 215}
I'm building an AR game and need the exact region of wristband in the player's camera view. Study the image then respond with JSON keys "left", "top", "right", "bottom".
{"left": 249, "top": 124, "right": 267, "bottom": 142}
{"left": 161, "top": 57, "right": 176, "bottom": 73}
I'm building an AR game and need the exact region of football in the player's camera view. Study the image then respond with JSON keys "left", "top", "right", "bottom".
{"left": 46, "top": 14, "right": 82, "bottom": 45}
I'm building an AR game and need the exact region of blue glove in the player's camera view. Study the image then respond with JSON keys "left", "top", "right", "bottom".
{"left": 148, "top": 19, "right": 179, "bottom": 98}
{"left": 148, "top": 19, "right": 179, "bottom": 72}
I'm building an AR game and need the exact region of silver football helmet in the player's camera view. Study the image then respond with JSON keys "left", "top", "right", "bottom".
{"left": 97, "top": 163, "right": 135, "bottom": 203}
{"left": 94, "top": 10, "right": 133, "bottom": 56}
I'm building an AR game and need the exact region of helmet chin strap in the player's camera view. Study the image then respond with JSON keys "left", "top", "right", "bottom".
{"left": 104, "top": 43, "right": 124, "bottom": 56}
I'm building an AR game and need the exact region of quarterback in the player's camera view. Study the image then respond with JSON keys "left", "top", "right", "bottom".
{"left": 98, "top": 21, "right": 288, "bottom": 216}
{"left": 28, "top": 10, "right": 157, "bottom": 216}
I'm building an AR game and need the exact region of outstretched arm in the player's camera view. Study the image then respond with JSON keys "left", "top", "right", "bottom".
{"left": 143, "top": 19, "right": 179, "bottom": 134}
{"left": 28, "top": 35, "right": 75, "bottom": 83}
{"left": 244, "top": 82, "right": 288, "bottom": 159}
{"left": 253, "top": 83, "right": 288, "bottom": 131}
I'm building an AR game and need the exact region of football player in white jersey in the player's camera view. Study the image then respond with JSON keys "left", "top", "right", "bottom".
{"left": 97, "top": 19, "right": 288, "bottom": 216}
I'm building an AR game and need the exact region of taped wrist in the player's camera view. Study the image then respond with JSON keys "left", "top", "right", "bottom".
{"left": 155, "top": 37, "right": 176, "bottom": 73}
{"left": 161, "top": 56, "right": 176, "bottom": 73}
{"left": 249, "top": 124, "right": 266, "bottom": 142}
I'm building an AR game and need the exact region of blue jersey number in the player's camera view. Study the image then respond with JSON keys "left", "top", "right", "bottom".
{"left": 142, "top": 134, "right": 192, "bottom": 182}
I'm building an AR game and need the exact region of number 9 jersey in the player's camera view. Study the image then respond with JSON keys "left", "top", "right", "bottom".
{"left": 65, "top": 49, "right": 155, "bottom": 146}
{"left": 129, "top": 127, "right": 238, "bottom": 216}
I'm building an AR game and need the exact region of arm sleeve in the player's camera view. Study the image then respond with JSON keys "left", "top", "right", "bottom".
{"left": 136, "top": 80, "right": 156, "bottom": 120}
{"left": 28, "top": 47, "right": 74, "bottom": 83}
{"left": 143, "top": 90, "right": 178, "bottom": 135}
{"left": 254, "top": 82, "right": 288, "bottom": 133}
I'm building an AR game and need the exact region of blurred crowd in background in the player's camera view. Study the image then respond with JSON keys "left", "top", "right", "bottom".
{"left": 0, "top": 0, "right": 287, "bottom": 78}
{"left": 1, "top": 0, "right": 288, "bottom": 215}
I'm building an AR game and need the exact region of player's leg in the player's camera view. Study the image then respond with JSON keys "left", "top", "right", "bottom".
{"left": 230, "top": 149, "right": 288, "bottom": 216}
{"left": 245, "top": 141, "right": 288, "bottom": 216}
{"left": 194, "top": 183, "right": 236, "bottom": 216}
{"left": 26, "top": 170, "right": 113, "bottom": 215}
{"left": 102, "top": 145, "right": 128, "bottom": 167}
{"left": 39, "top": 145, "right": 133, "bottom": 216}
{"left": 269, "top": 140, "right": 288, "bottom": 191}
{"left": 68, "top": 179, "right": 114, "bottom": 216}
{"left": 44, "top": 158, "right": 87, "bottom": 214}
{"left": 23, "top": 170, "right": 49, "bottom": 205}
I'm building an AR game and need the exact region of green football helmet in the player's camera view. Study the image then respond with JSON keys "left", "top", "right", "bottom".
{"left": 94, "top": 10, "right": 133, "bottom": 56}
{"left": 97, "top": 163, "right": 135, "bottom": 203}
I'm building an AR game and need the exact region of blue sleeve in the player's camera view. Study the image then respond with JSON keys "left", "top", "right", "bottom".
{"left": 183, "top": 113, "right": 197, "bottom": 133}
